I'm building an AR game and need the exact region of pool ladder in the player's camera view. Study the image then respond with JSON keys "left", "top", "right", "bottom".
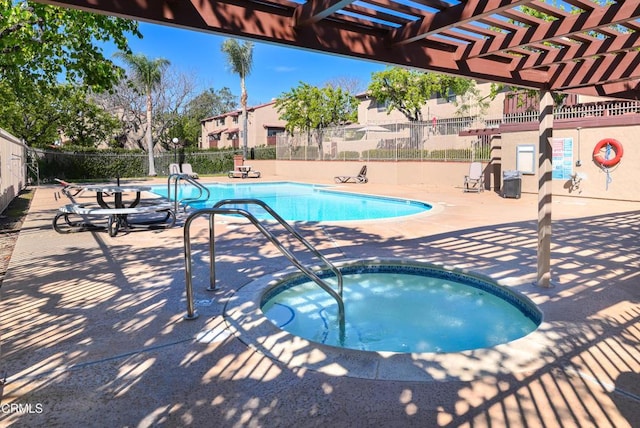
{"left": 167, "top": 173, "right": 211, "bottom": 212}
{"left": 182, "top": 199, "right": 345, "bottom": 339}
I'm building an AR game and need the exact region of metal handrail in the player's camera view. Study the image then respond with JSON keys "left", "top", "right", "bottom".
{"left": 182, "top": 204, "right": 345, "bottom": 341}
{"left": 213, "top": 199, "right": 343, "bottom": 297}
{"left": 167, "top": 173, "right": 210, "bottom": 212}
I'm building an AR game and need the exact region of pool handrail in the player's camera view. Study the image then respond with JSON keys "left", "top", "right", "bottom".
{"left": 213, "top": 198, "right": 344, "bottom": 297}
{"left": 166, "top": 173, "right": 210, "bottom": 212}
{"left": 182, "top": 204, "right": 345, "bottom": 342}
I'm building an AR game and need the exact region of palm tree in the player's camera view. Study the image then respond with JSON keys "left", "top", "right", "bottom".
{"left": 115, "top": 52, "right": 170, "bottom": 176}
{"left": 221, "top": 39, "right": 253, "bottom": 158}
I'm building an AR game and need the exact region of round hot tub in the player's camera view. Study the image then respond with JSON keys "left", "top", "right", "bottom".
{"left": 223, "top": 259, "right": 545, "bottom": 381}
{"left": 261, "top": 262, "right": 541, "bottom": 354}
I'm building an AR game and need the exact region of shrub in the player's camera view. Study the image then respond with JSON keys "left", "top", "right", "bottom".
{"left": 335, "top": 151, "right": 360, "bottom": 160}
{"left": 37, "top": 146, "right": 277, "bottom": 182}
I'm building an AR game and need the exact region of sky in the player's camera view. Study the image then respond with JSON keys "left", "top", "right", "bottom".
{"left": 107, "top": 22, "right": 388, "bottom": 107}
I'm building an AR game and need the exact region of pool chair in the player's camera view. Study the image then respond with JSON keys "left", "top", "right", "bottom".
{"left": 227, "top": 166, "right": 261, "bottom": 179}
{"left": 55, "top": 178, "right": 85, "bottom": 198}
{"left": 180, "top": 163, "right": 199, "bottom": 179}
{"left": 169, "top": 163, "right": 181, "bottom": 175}
{"left": 335, "top": 165, "right": 368, "bottom": 184}
{"left": 463, "top": 162, "right": 484, "bottom": 192}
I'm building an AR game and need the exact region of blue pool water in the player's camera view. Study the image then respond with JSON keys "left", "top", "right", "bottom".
{"left": 151, "top": 182, "right": 431, "bottom": 221}
{"left": 261, "top": 263, "right": 541, "bottom": 353}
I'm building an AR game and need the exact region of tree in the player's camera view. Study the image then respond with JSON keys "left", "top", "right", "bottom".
{"left": 324, "top": 76, "right": 365, "bottom": 95}
{"left": 95, "top": 67, "right": 217, "bottom": 151}
{"left": 368, "top": 67, "right": 474, "bottom": 145}
{"left": 61, "top": 91, "right": 120, "bottom": 148}
{"left": 115, "top": 52, "right": 170, "bottom": 176}
{"left": 0, "top": 82, "right": 118, "bottom": 148}
{"left": 276, "top": 82, "right": 358, "bottom": 157}
{"left": 368, "top": 67, "right": 474, "bottom": 122}
{"left": 0, "top": 1, "right": 140, "bottom": 147}
{"left": 187, "top": 87, "right": 237, "bottom": 121}
{"left": 177, "top": 87, "right": 237, "bottom": 147}
{"left": 0, "top": 1, "right": 140, "bottom": 94}
{"left": 221, "top": 39, "right": 253, "bottom": 158}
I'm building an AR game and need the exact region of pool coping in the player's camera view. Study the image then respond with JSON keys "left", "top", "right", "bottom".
{"left": 223, "top": 258, "right": 556, "bottom": 382}
{"left": 151, "top": 180, "right": 444, "bottom": 224}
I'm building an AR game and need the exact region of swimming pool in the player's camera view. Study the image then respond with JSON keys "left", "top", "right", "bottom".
{"left": 261, "top": 262, "right": 541, "bottom": 353}
{"left": 151, "top": 181, "right": 431, "bottom": 221}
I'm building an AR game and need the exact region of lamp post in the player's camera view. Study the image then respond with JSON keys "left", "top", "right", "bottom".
{"left": 171, "top": 137, "right": 180, "bottom": 163}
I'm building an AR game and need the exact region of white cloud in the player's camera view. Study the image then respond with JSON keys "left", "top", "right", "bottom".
{"left": 273, "top": 66, "right": 296, "bottom": 72}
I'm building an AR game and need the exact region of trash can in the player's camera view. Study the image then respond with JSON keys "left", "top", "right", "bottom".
{"left": 502, "top": 170, "right": 522, "bottom": 199}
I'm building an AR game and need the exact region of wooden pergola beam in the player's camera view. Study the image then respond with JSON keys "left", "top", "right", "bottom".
{"left": 466, "top": 1, "right": 640, "bottom": 59}
{"left": 294, "top": 0, "right": 355, "bottom": 27}
{"left": 32, "top": 0, "right": 640, "bottom": 95}
{"left": 389, "top": 0, "right": 533, "bottom": 46}
{"left": 549, "top": 50, "right": 640, "bottom": 90}
{"left": 517, "top": 31, "right": 640, "bottom": 72}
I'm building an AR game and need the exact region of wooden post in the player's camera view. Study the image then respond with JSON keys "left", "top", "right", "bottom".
{"left": 537, "top": 90, "right": 553, "bottom": 288}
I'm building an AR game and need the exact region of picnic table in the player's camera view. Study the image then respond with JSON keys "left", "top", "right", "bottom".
{"left": 83, "top": 185, "right": 151, "bottom": 209}
{"left": 53, "top": 185, "right": 175, "bottom": 236}
{"left": 228, "top": 165, "right": 261, "bottom": 179}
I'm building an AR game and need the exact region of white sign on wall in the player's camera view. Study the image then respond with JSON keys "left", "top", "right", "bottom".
{"left": 550, "top": 137, "right": 573, "bottom": 180}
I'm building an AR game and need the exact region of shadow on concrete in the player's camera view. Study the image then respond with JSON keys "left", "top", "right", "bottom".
{"left": 1, "top": 205, "right": 638, "bottom": 426}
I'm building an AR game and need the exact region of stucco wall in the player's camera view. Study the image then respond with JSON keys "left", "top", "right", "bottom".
{"left": 0, "top": 129, "right": 27, "bottom": 213}
{"left": 500, "top": 125, "right": 639, "bottom": 201}
{"left": 201, "top": 101, "right": 286, "bottom": 149}
{"left": 255, "top": 116, "right": 640, "bottom": 203}
{"left": 272, "top": 160, "right": 471, "bottom": 187}
{"left": 358, "top": 82, "right": 504, "bottom": 123}
{"left": 242, "top": 159, "right": 277, "bottom": 177}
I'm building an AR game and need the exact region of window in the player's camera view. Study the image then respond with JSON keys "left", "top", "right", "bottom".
{"left": 374, "top": 99, "right": 389, "bottom": 112}
{"left": 516, "top": 145, "right": 535, "bottom": 175}
{"left": 437, "top": 89, "right": 456, "bottom": 104}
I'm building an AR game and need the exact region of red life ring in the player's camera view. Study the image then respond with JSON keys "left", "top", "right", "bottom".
{"left": 593, "top": 138, "right": 623, "bottom": 168}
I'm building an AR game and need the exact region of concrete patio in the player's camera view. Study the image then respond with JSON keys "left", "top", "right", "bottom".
{"left": 1, "top": 177, "right": 638, "bottom": 427}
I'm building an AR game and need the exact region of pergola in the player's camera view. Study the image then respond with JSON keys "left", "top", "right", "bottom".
{"left": 36, "top": 0, "right": 640, "bottom": 287}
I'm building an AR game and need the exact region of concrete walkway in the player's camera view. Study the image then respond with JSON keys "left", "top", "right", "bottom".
{"left": 1, "top": 177, "right": 638, "bottom": 427}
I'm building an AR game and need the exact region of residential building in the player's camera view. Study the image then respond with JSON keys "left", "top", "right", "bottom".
{"left": 356, "top": 81, "right": 505, "bottom": 125}
{"left": 200, "top": 101, "right": 286, "bottom": 151}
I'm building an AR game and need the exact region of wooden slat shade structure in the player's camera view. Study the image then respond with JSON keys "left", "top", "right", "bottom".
{"left": 33, "top": 0, "right": 640, "bottom": 99}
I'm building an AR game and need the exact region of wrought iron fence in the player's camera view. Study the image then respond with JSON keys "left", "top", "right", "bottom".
{"left": 276, "top": 121, "right": 491, "bottom": 162}
{"left": 276, "top": 99, "right": 640, "bottom": 162}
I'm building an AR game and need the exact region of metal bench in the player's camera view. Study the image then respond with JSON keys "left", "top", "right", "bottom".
{"left": 53, "top": 202, "right": 176, "bottom": 237}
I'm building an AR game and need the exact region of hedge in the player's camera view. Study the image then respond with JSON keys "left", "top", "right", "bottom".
{"left": 35, "top": 146, "right": 276, "bottom": 182}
